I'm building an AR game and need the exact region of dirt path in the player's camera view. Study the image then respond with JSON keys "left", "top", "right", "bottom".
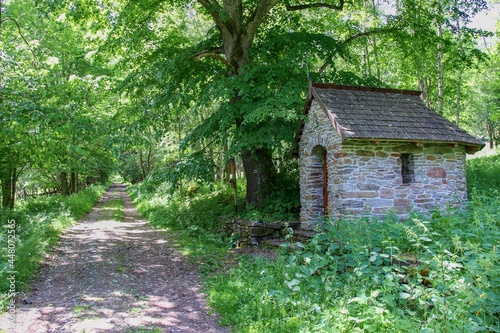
{"left": 1, "top": 184, "right": 230, "bottom": 333}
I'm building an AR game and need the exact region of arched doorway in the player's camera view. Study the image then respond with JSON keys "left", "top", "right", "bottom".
{"left": 310, "top": 145, "right": 328, "bottom": 219}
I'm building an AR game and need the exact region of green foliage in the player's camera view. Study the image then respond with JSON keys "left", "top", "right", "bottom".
{"left": 1, "top": 0, "right": 118, "bottom": 206}
{"left": 0, "top": 185, "right": 106, "bottom": 310}
{"left": 467, "top": 154, "right": 500, "bottom": 193}
{"left": 147, "top": 152, "right": 217, "bottom": 193}
{"left": 129, "top": 181, "right": 235, "bottom": 232}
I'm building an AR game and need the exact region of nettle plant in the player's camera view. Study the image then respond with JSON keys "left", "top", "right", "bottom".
{"left": 276, "top": 211, "right": 499, "bottom": 332}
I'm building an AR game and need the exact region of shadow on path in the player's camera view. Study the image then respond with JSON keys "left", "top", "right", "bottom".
{"left": 1, "top": 184, "right": 229, "bottom": 333}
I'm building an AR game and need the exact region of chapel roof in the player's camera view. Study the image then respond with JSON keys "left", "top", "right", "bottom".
{"left": 293, "top": 83, "right": 484, "bottom": 155}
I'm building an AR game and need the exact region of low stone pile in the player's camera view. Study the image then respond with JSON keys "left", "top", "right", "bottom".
{"left": 222, "top": 219, "right": 301, "bottom": 247}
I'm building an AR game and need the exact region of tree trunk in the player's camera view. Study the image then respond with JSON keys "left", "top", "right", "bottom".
{"left": 455, "top": 5, "right": 462, "bottom": 126}
{"left": 196, "top": 0, "right": 292, "bottom": 205}
{"left": 11, "top": 168, "right": 16, "bottom": 207}
{"left": 70, "top": 171, "right": 78, "bottom": 194}
{"left": 455, "top": 71, "right": 461, "bottom": 126}
{"left": 60, "top": 171, "right": 69, "bottom": 196}
{"left": 139, "top": 151, "right": 146, "bottom": 181}
{"left": 487, "top": 123, "right": 494, "bottom": 149}
{"left": 241, "top": 148, "right": 275, "bottom": 206}
{"left": 371, "top": 0, "right": 381, "bottom": 81}
{"left": 1, "top": 168, "right": 16, "bottom": 209}
{"left": 437, "top": 1, "right": 444, "bottom": 114}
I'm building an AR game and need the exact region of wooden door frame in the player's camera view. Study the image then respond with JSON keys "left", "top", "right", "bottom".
{"left": 323, "top": 150, "right": 328, "bottom": 218}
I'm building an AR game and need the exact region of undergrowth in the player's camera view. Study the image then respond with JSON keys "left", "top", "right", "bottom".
{"left": 129, "top": 154, "right": 499, "bottom": 332}
{"left": 0, "top": 184, "right": 107, "bottom": 310}
{"left": 128, "top": 182, "right": 235, "bottom": 260}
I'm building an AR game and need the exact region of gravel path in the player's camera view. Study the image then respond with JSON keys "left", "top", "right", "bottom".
{"left": 1, "top": 184, "right": 230, "bottom": 333}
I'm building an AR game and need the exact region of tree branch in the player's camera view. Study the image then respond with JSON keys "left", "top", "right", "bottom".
{"left": 285, "top": 0, "right": 349, "bottom": 11}
{"left": 341, "top": 27, "right": 398, "bottom": 45}
{"left": 1, "top": 17, "right": 39, "bottom": 65}
{"left": 193, "top": 47, "right": 231, "bottom": 68}
{"left": 243, "top": 0, "right": 281, "bottom": 51}
{"left": 318, "top": 27, "right": 399, "bottom": 75}
{"left": 197, "top": 0, "right": 228, "bottom": 36}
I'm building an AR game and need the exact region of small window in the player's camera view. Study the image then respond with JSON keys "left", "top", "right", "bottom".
{"left": 401, "top": 153, "right": 414, "bottom": 184}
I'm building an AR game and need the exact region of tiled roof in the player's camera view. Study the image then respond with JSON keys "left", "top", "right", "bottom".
{"left": 294, "top": 83, "right": 484, "bottom": 155}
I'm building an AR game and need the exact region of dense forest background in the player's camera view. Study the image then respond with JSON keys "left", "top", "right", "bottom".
{"left": 1, "top": 0, "right": 499, "bottom": 209}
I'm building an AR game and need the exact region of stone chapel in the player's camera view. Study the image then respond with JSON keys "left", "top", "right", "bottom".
{"left": 293, "top": 83, "right": 484, "bottom": 228}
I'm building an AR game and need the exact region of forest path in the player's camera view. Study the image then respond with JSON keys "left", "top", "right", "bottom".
{"left": 2, "top": 184, "right": 229, "bottom": 333}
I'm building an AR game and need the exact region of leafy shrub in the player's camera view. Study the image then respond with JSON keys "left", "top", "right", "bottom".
{"left": 129, "top": 181, "right": 236, "bottom": 232}
{"left": 467, "top": 154, "right": 500, "bottom": 194}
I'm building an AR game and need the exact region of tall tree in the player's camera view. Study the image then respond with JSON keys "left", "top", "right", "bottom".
{"left": 109, "top": 0, "right": 400, "bottom": 205}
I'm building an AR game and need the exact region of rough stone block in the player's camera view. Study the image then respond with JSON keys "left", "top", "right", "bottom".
{"left": 380, "top": 187, "right": 395, "bottom": 199}
{"left": 375, "top": 151, "right": 389, "bottom": 158}
{"left": 394, "top": 198, "right": 412, "bottom": 206}
{"left": 344, "top": 200, "right": 364, "bottom": 208}
{"left": 426, "top": 169, "right": 447, "bottom": 180}
{"left": 342, "top": 191, "right": 378, "bottom": 198}
{"left": 366, "top": 198, "right": 393, "bottom": 208}
{"left": 356, "top": 150, "right": 375, "bottom": 156}
{"left": 358, "top": 183, "right": 380, "bottom": 191}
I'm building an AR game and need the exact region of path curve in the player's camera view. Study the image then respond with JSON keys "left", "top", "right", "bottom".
{"left": 2, "top": 184, "right": 229, "bottom": 333}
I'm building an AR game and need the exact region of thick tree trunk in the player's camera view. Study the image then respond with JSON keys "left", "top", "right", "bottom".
{"left": 241, "top": 148, "right": 275, "bottom": 206}
{"left": 196, "top": 0, "right": 292, "bottom": 205}
{"left": 70, "top": 171, "right": 78, "bottom": 194}
{"left": 60, "top": 172, "right": 69, "bottom": 196}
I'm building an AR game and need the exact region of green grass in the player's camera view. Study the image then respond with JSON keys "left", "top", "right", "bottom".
{"left": 0, "top": 184, "right": 107, "bottom": 310}
{"left": 104, "top": 198, "right": 123, "bottom": 222}
{"left": 129, "top": 154, "right": 500, "bottom": 332}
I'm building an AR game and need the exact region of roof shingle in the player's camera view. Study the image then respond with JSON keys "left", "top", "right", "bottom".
{"left": 296, "top": 83, "right": 484, "bottom": 153}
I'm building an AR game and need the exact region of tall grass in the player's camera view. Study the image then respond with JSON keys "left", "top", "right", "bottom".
{"left": 0, "top": 185, "right": 106, "bottom": 309}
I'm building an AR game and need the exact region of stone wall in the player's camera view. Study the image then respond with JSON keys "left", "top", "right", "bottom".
{"left": 334, "top": 140, "right": 468, "bottom": 219}
{"left": 299, "top": 101, "right": 343, "bottom": 228}
{"left": 222, "top": 219, "right": 300, "bottom": 246}
{"left": 299, "top": 101, "right": 469, "bottom": 228}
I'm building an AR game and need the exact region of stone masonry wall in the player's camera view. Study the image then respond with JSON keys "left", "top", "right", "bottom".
{"left": 334, "top": 140, "right": 468, "bottom": 220}
{"left": 299, "top": 101, "right": 343, "bottom": 228}
{"left": 299, "top": 100, "right": 469, "bottom": 229}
